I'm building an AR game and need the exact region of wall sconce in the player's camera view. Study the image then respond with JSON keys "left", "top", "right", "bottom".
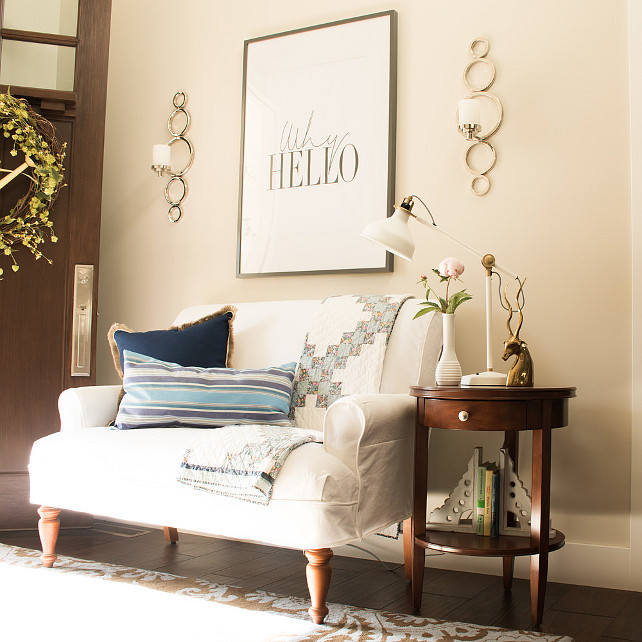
{"left": 457, "top": 39, "right": 503, "bottom": 196}
{"left": 151, "top": 91, "right": 194, "bottom": 223}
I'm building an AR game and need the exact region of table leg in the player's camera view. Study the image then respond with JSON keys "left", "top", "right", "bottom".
{"left": 502, "top": 556, "right": 515, "bottom": 590}
{"left": 403, "top": 517, "right": 412, "bottom": 580}
{"left": 530, "top": 401, "right": 553, "bottom": 626}
{"left": 411, "top": 410, "right": 429, "bottom": 612}
{"left": 502, "top": 431, "right": 519, "bottom": 589}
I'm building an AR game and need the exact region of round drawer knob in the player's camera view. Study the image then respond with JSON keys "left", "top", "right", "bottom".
{"left": 458, "top": 411, "right": 470, "bottom": 422}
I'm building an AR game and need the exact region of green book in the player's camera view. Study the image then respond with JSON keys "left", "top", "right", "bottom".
{"left": 483, "top": 466, "right": 495, "bottom": 536}
{"left": 490, "top": 466, "right": 500, "bottom": 537}
{"left": 475, "top": 461, "right": 489, "bottom": 535}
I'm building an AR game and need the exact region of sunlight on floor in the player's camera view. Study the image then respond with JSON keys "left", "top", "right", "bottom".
{"left": 0, "top": 564, "right": 320, "bottom": 641}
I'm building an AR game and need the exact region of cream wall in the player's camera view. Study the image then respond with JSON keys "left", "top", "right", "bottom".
{"left": 629, "top": 0, "right": 642, "bottom": 591}
{"left": 98, "top": 1, "right": 635, "bottom": 588}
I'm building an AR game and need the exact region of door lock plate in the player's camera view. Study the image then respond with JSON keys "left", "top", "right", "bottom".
{"left": 71, "top": 264, "right": 93, "bottom": 376}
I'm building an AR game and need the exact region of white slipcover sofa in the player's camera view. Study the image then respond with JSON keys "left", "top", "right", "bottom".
{"left": 29, "top": 298, "right": 441, "bottom": 622}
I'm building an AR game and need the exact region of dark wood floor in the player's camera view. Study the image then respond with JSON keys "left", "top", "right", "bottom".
{"left": 2, "top": 521, "right": 641, "bottom": 642}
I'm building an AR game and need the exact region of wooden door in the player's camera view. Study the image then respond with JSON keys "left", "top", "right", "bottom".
{"left": 0, "top": 0, "right": 112, "bottom": 528}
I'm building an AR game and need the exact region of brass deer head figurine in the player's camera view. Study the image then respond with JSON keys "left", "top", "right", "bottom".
{"left": 501, "top": 280, "right": 534, "bottom": 387}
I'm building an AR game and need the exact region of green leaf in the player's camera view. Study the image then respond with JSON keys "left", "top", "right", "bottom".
{"left": 438, "top": 296, "right": 447, "bottom": 312}
{"left": 445, "top": 289, "right": 473, "bottom": 314}
{"left": 413, "top": 306, "right": 440, "bottom": 319}
{"left": 418, "top": 301, "right": 442, "bottom": 311}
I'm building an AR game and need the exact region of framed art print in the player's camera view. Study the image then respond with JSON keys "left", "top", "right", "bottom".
{"left": 237, "top": 10, "right": 397, "bottom": 276}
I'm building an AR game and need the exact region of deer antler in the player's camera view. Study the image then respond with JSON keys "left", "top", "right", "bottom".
{"left": 513, "top": 279, "right": 526, "bottom": 339}
{"left": 503, "top": 285, "right": 513, "bottom": 336}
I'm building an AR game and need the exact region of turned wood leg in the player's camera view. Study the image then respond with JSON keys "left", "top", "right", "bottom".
{"left": 163, "top": 527, "right": 179, "bottom": 544}
{"left": 304, "top": 548, "right": 333, "bottom": 624}
{"left": 37, "top": 506, "right": 61, "bottom": 568}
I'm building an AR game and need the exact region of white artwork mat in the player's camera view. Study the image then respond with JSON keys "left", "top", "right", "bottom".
{"left": 238, "top": 12, "right": 397, "bottom": 276}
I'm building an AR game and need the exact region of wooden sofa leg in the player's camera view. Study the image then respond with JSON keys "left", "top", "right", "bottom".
{"left": 37, "top": 506, "right": 61, "bottom": 568}
{"left": 304, "top": 548, "right": 333, "bottom": 624}
{"left": 163, "top": 526, "right": 179, "bottom": 544}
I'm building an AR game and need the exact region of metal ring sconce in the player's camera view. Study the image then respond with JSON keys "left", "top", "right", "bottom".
{"left": 151, "top": 91, "right": 194, "bottom": 222}
{"left": 457, "top": 40, "right": 503, "bottom": 196}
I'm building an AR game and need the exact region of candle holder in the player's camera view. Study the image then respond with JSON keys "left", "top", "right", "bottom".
{"left": 151, "top": 91, "right": 194, "bottom": 223}
{"left": 459, "top": 121, "right": 481, "bottom": 141}
{"left": 151, "top": 164, "right": 171, "bottom": 178}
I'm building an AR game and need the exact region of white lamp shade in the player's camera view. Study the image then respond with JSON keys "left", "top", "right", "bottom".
{"left": 361, "top": 207, "right": 415, "bottom": 260}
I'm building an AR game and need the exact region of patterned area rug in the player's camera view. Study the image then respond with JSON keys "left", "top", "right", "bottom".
{"left": 0, "top": 544, "right": 572, "bottom": 642}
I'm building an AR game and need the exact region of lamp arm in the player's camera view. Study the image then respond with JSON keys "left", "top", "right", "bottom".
{"left": 408, "top": 196, "right": 518, "bottom": 280}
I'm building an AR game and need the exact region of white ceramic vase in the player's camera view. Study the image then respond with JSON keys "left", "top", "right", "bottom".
{"left": 435, "top": 313, "right": 462, "bottom": 386}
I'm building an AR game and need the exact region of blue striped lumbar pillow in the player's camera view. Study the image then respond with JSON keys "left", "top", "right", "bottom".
{"left": 114, "top": 350, "right": 297, "bottom": 430}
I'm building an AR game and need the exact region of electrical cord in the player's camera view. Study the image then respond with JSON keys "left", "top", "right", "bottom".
{"left": 345, "top": 540, "right": 445, "bottom": 575}
{"left": 495, "top": 270, "right": 525, "bottom": 311}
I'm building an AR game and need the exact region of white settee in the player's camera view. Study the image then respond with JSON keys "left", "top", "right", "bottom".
{"left": 29, "top": 298, "right": 441, "bottom": 622}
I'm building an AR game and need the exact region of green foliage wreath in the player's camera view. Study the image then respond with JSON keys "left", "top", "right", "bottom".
{"left": 0, "top": 91, "right": 66, "bottom": 278}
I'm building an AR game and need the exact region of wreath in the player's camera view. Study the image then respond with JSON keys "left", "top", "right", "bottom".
{"left": 0, "top": 91, "right": 66, "bottom": 278}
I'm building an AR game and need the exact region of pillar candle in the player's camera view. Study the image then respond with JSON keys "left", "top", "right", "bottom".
{"left": 458, "top": 99, "right": 480, "bottom": 126}
{"left": 152, "top": 144, "right": 171, "bottom": 166}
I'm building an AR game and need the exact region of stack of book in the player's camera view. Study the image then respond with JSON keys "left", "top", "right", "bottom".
{"left": 475, "top": 461, "right": 500, "bottom": 536}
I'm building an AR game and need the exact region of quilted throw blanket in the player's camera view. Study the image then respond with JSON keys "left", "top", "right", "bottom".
{"left": 177, "top": 425, "right": 322, "bottom": 505}
{"left": 289, "top": 294, "right": 411, "bottom": 431}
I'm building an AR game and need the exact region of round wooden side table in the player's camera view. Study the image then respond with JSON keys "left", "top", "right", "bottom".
{"left": 404, "top": 385, "right": 576, "bottom": 627}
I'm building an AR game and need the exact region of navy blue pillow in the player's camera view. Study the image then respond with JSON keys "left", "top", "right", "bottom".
{"left": 108, "top": 307, "right": 235, "bottom": 379}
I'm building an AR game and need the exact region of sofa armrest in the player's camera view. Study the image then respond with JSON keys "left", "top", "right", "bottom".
{"left": 323, "top": 393, "right": 415, "bottom": 476}
{"left": 58, "top": 385, "right": 122, "bottom": 432}
{"left": 323, "top": 393, "right": 417, "bottom": 535}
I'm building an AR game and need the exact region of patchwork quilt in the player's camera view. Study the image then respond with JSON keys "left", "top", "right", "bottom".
{"left": 177, "top": 424, "right": 322, "bottom": 504}
{"left": 289, "top": 294, "right": 411, "bottom": 431}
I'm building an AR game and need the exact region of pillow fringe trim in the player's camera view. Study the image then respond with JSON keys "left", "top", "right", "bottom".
{"left": 173, "top": 305, "right": 237, "bottom": 369}
{"left": 106, "top": 304, "right": 237, "bottom": 380}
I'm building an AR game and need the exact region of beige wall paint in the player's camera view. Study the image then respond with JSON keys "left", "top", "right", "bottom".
{"left": 629, "top": 0, "right": 642, "bottom": 591}
{"left": 99, "top": 1, "right": 634, "bottom": 586}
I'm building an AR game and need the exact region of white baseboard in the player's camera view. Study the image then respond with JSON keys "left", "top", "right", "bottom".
{"left": 335, "top": 536, "right": 633, "bottom": 591}
{"left": 97, "top": 516, "right": 635, "bottom": 590}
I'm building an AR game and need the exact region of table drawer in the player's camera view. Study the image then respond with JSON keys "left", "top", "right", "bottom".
{"left": 421, "top": 399, "right": 527, "bottom": 431}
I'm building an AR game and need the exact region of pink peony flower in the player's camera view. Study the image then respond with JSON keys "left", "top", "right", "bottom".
{"left": 415, "top": 259, "right": 472, "bottom": 317}
{"left": 438, "top": 257, "right": 465, "bottom": 279}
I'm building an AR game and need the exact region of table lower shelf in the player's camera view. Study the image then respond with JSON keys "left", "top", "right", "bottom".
{"left": 417, "top": 529, "right": 565, "bottom": 557}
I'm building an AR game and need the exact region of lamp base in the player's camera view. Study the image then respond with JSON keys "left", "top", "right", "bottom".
{"left": 461, "top": 370, "right": 507, "bottom": 386}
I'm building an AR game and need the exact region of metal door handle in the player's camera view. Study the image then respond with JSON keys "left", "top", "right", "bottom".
{"left": 71, "top": 264, "right": 93, "bottom": 376}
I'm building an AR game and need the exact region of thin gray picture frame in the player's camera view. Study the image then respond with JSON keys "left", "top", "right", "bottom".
{"left": 236, "top": 10, "right": 398, "bottom": 278}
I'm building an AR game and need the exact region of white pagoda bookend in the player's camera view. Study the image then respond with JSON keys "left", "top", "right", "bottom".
{"left": 427, "top": 446, "right": 555, "bottom": 537}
